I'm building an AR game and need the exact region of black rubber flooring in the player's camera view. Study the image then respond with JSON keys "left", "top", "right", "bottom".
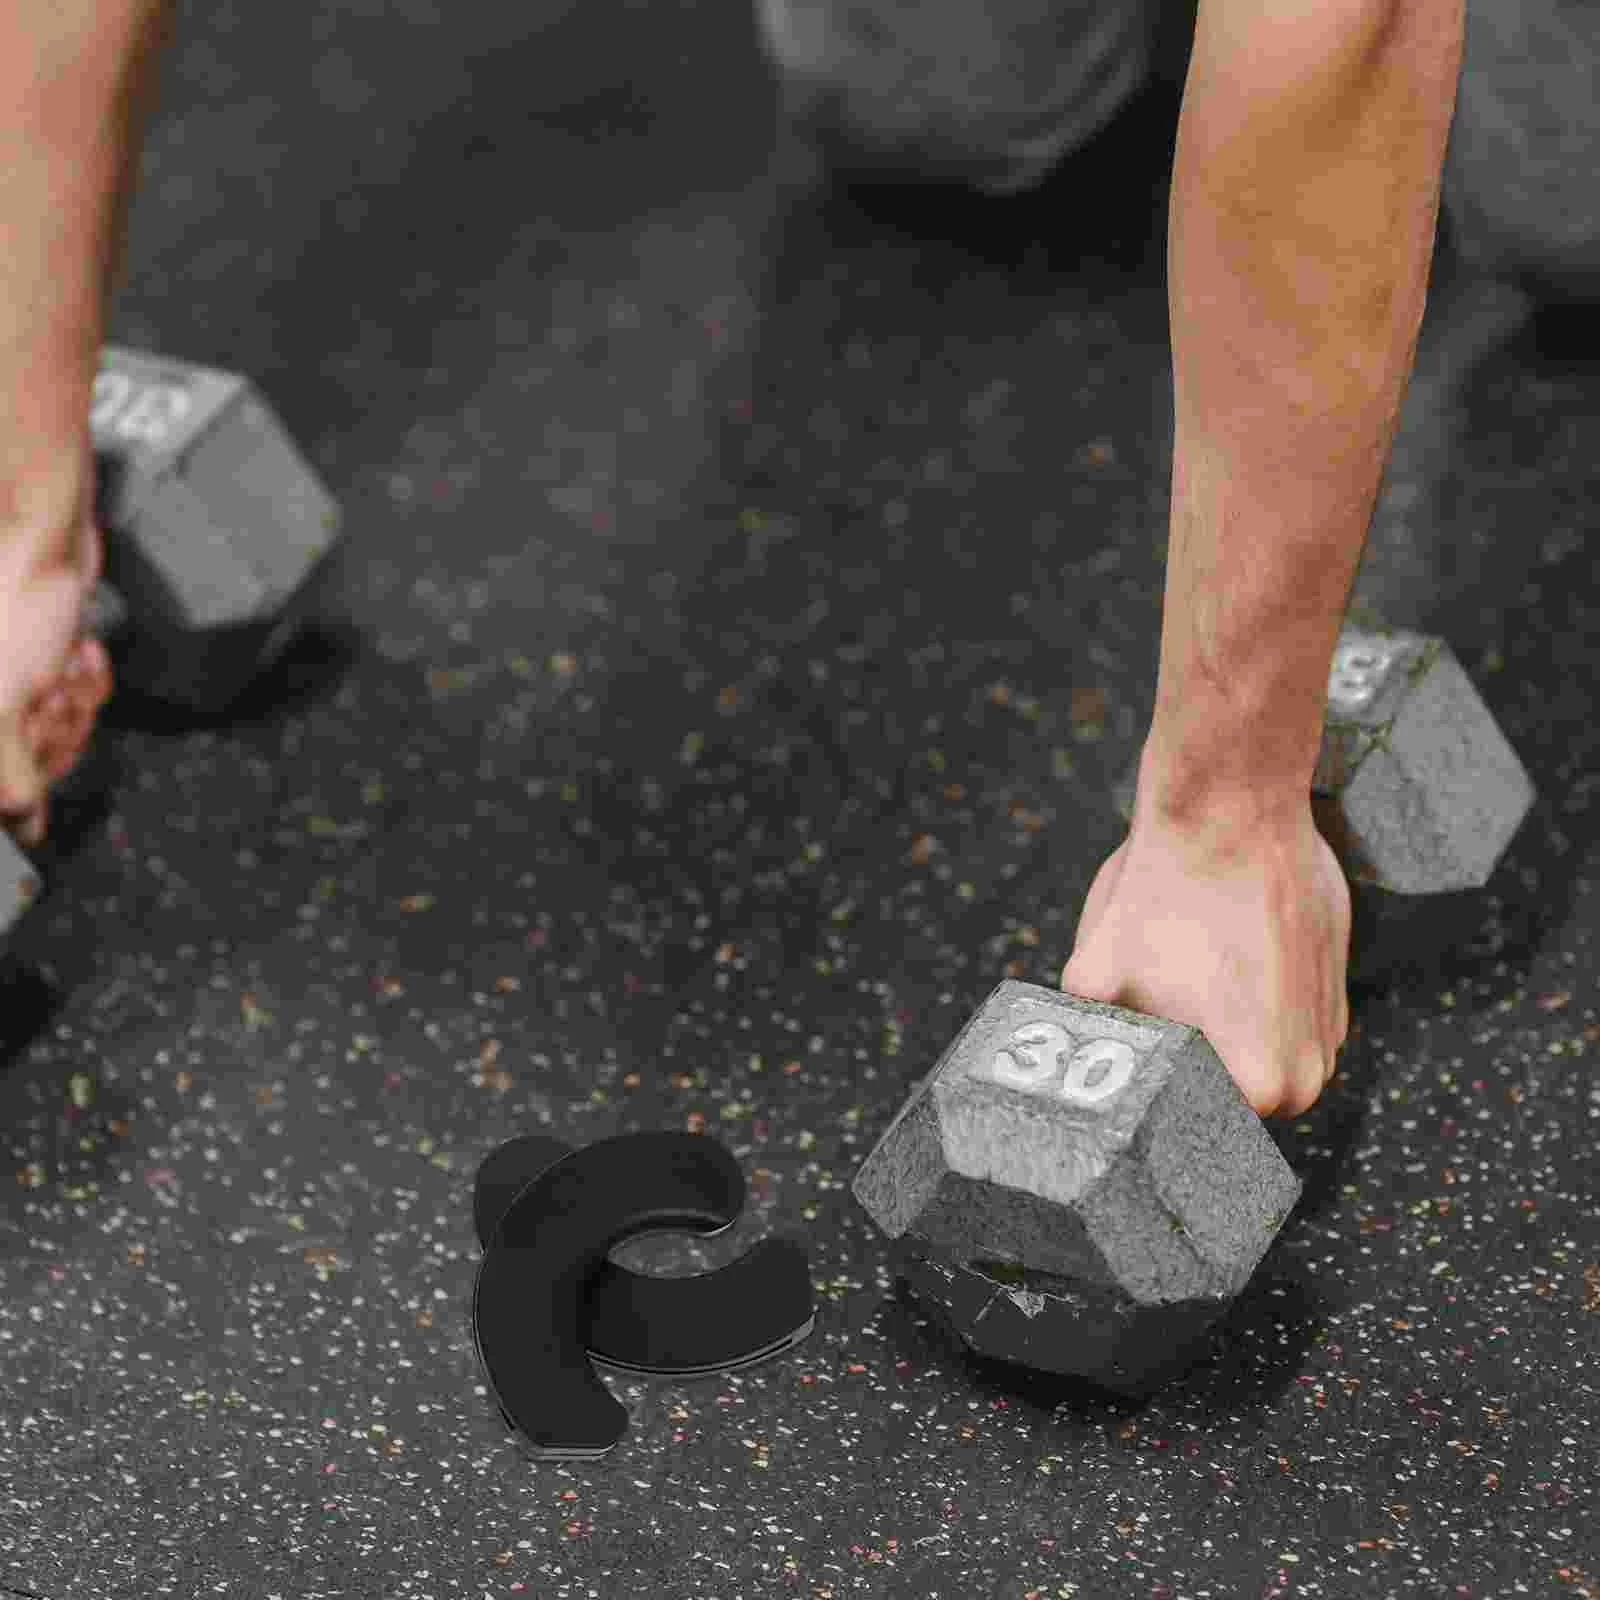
{"left": 1, "top": 1, "right": 1596, "bottom": 1596}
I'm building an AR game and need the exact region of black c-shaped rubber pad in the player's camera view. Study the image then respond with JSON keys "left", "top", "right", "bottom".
{"left": 474, "top": 1132, "right": 814, "bottom": 1379}
{"left": 472, "top": 1132, "right": 735, "bottom": 1263}
{"left": 471, "top": 1130, "right": 814, "bottom": 1459}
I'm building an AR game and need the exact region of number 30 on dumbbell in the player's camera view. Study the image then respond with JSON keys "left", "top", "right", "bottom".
{"left": 86, "top": 344, "right": 344, "bottom": 714}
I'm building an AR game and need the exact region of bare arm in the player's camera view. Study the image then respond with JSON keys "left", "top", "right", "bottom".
{"left": 1140, "top": 0, "right": 1464, "bottom": 824}
{"left": 0, "top": 0, "right": 167, "bottom": 534}
{"left": 0, "top": 0, "right": 167, "bottom": 834}
{"left": 1065, "top": 0, "right": 1464, "bottom": 1118}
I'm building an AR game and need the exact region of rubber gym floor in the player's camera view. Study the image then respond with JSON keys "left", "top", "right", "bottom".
{"left": 2, "top": 1, "right": 1597, "bottom": 1596}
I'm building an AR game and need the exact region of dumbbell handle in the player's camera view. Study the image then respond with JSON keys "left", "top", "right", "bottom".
{"left": 83, "top": 581, "right": 129, "bottom": 641}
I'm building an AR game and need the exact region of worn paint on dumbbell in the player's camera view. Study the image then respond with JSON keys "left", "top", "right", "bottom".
{"left": 986, "top": 1020, "right": 1136, "bottom": 1108}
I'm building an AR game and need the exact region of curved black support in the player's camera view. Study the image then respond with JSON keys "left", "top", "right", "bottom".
{"left": 472, "top": 1130, "right": 746, "bottom": 1459}
{"left": 474, "top": 1132, "right": 815, "bottom": 1380}
{"left": 472, "top": 1132, "right": 738, "bottom": 1256}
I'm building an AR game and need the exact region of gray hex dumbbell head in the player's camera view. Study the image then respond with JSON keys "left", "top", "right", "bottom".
{"left": 0, "top": 832, "right": 42, "bottom": 954}
{"left": 892, "top": 1242, "right": 1224, "bottom": 1395}
{"left": 853, "top": 980, "right": 1300, "bottom": 1391}
{"left": 1114, "top": 623, "right": 1536, "bottom": 895}
{"left": 91, "top": 347, "right": 344, "bottom": 713}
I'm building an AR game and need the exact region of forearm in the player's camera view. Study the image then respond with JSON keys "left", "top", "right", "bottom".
{"left": 1143, "top": 0, "right": 1463, "bottom": 824}
{"left": 0, "top": 0, "right": 167, "bottom": 518}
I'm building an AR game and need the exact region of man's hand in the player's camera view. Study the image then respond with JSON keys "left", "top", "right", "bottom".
{"left": 0, "top": 0, "right": 173, "bottom": 843}
{"left": 1060, "top": 806, "right": 1352, "bottom": 1119}
{"left": 0, "top": 443, "right": 109, "bottom": 847}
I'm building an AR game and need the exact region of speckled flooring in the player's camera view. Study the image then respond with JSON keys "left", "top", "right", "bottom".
{"left": 2, "top": 2, "right": 1597, "bottom": 1597}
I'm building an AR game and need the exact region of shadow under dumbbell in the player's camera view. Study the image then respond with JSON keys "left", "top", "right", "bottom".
{"left": 1262, "top": 1048, "right": 1384, "bottom": 1234}
{"left": 1347, "top": 821, "right": 1561, "bottom": 1014}
{"left": 1525, "top": 297, "right": 1600, "bottom": 367}
{"left": 877, "top": 1276, "right": 1051, "bottom": 1393}
{"left": 0, "top": 748, "right": 125, "bottom": 1067}
{"left": 1347, "top": 886, "right": 1500, "bottom": 995}
{"left": 1185, "top": 1261, "right": 1325, "bottom": 1408}
{"left": 35, "top": 739, "right": 122, "bottom": 865}
{"left": 99, "top": 617, "right": 365, "bottom": 735}
{"left": 879, "top": 1246, "right": 1322, "bottom": 1419}
{"left": 0, "top": 957, "right": 67, "bottom": 1068}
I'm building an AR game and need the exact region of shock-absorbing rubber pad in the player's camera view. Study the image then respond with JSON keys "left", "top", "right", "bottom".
{"left": 474, "top": 1133, "right": 814, "bottom": 1376}
{"left": 472, "top": 1131, "right": 814, "bottom": 1458}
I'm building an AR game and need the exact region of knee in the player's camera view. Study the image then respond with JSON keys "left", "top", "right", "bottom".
{"left": 1439, "top": 0, "right": 1600, "bottom": 303}
{"left": 756, "top": 0, "right": 1160, "bottom": 192}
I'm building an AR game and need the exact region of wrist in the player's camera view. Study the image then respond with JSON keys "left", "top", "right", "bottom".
{"left": 0, "top": 439, "right": 96, "bottom": 578}
{"left": 0, "top": 356, "right": 97, "bottom": 536}
{"left": 1135, "top": 705, "right": 1315, "bottom": 834}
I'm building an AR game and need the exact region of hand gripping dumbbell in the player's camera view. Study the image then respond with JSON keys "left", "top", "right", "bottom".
{"left": 852, "top": 628, "right": 1537, "bottom": 1393}
{"left": 852, "top": 980, "right": 1299, "bottom": 1394}
{"left": 0, "top": 347, "right": 342, "bottom": 959}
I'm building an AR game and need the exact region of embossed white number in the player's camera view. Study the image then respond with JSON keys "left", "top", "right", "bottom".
{"left": 988, "top": 1021, "right": 1072, "bottom": 1092}
{"left": 91, "top": 373, "right": 193, "bottom": 446}
{"left": 988, "top": 1024, "right": 1135, "bottom": 1107}
{"left": 1327, "top": 637, "right": 1400, "bottom": 714}
{"left": 1059, "top": 1038, "right": 1135, "bottom": 1106}
{"left": 90, "top": 373, "right": 133, "bottom": 431}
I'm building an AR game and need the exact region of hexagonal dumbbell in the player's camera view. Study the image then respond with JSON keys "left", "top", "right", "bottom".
{"left": 1112, "top": 622, "right": 1536, "bottom": 894}
{"left": 852, "top": 980, "right": 1300, "bottom": 1393}
{"left": 0, "top": 832, "right": 42, "bottom": 958}
{"left": 88, "top": 345, "right": 344, "bottom": 714}
{"left": 0, "top": 348, "right": 342, "bottom": 961}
